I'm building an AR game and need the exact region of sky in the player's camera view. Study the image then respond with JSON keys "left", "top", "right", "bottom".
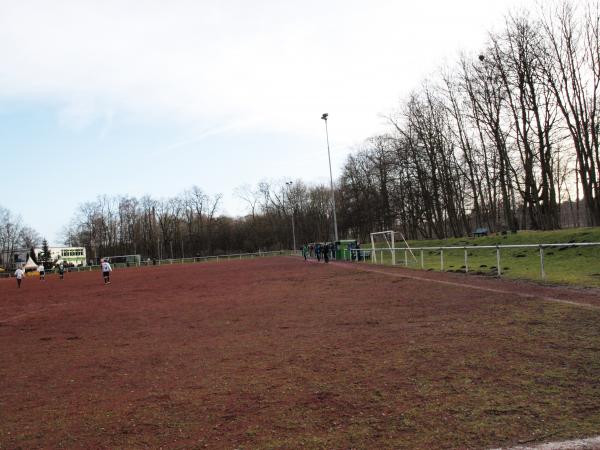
{"left": 0, "top": 0, "right": 533, "bottom": 244}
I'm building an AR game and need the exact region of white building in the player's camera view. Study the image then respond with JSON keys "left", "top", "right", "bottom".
{"left": 37, "top": 246, "right": 87, "bottom": 266}
{"left": 1, "top": 246, "right": 87, "bottom": 268}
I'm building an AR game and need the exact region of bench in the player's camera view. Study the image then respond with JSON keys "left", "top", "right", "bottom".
{"left": 473, "top": 227, "right": 489, "bottom": 237}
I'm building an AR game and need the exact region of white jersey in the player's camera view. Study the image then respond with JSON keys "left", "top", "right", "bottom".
{"left": 14, "top": 268, "right": 25, "bottom": 279}
{"left": 38, "top": 265, "right": 45, "bottom": 272}
{"left": 101, "top": 261, "right": 112, "bottom": 272}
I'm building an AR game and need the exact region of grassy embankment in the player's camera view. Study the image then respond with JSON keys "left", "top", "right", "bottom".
{"left": 366, "top": 228, "right": 600, "bottom": 287}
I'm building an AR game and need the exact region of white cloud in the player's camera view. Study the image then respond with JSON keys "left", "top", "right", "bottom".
{"left": 0, "top": 0, "right": 533, "bottom": 145}
{"left": 0, "top": 0, "right": 539, "bottom": 241}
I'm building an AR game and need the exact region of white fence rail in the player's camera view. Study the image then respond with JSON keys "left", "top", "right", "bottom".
{"left": 0, "top": 250, "right": 297, "bottom": 278}
{"left": 347, "top": 242, "right": 600, "bottom": 281}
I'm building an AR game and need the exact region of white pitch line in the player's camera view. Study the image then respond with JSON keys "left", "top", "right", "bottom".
{"left": 330, "top": 262, "right": 600, "bottom": 311}
{"left": 491, "top": 435, "right": 600, "bottom": 449}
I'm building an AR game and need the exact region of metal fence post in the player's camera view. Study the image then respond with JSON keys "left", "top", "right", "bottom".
{"left": 464, "top": 247, "right": 468, "bottom": 273}
{"left": 440, "top": 249, "right": 444, "bottom": 271}
{"left": 404, "top": 249, "right": 408, "bottom": 267}
{"left": 496, "top": 246, "right": 501, "bottom": 277}
{"left": 540, "top": 245, "right": 545, "bottom": 280}
{"left": 420, "top": 250, "right": 424, "bottom": 269}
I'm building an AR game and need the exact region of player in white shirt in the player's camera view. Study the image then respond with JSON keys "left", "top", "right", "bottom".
{"left": 14, "top": 267, "right": 25, "bottom": 288}
{"left": 101, "top": 259, "right": 112, "bottom": 284}
{"left": 38, "top": 264, "right": 45, "bottom": 280}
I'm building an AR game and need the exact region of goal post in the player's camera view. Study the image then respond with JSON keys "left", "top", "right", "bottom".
{"left": 370, "top": 230, "right": 395, "bottom": 265}
{"left": 370, "top": 230, "right": 417, "bottom": 266}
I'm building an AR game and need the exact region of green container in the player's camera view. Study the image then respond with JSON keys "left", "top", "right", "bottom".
{"left": 336, "top": 239, "right": 358, "bottom": 261}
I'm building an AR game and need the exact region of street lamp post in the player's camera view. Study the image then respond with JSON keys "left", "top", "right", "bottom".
{"left": 285, "top": 181, "right": 297, "bottom": 252}
{"left": 321, "top": 113, "right": 339, "bottom": 242}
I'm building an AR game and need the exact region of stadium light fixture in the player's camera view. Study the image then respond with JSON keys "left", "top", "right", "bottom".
{"left": 285, "top": 181, "right": 297, "bottom": 251}
{"left": 321, "top": 113, "right": 339, "bottom": 242}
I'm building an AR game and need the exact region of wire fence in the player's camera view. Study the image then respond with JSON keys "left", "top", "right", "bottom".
{"left": 347, "top": 242, "right": 600, "bottom": 283}
{"left": 0, "top": 250, "right": 297, "bottom": 278}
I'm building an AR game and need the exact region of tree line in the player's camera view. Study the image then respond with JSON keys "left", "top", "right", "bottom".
{"left": 339, "top": 2, "right": 600, "bottom": 240}
{"left": 0, "top": 206, "right": 42, "bottom": 265}
{"left": 61, "top": 183, "right": 337, "bottom": 260}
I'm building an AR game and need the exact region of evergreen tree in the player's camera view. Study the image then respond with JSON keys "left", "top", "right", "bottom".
{"left": 40, "top": 239, "right": 51, "bottom": 266}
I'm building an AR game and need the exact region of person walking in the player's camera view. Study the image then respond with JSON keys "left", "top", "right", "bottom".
{"left": 38, "top": 264, "right": 45, "bottom": 280}
{"left": 315, "top": 243, "right": 321, "bottom": 262}
{"left": 101, "top": 259, "right": 112, "bottom": 285}
{"left": 302, "top": 244, "right": 308, "bottom": 261}
{"left": 14, "top": 266, "right": 25, "bottom": 288}
{"left": 323, "top": 243, "right": 329, "bottom": 263}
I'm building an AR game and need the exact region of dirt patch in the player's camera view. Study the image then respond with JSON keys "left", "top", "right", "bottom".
{"left": 1, "top": 257, "right": 600, "bottom": 449}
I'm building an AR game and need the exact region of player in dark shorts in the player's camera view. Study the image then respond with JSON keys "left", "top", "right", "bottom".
{"left": 14, "top": 267, "right": 25, "bottom": 288}
{"left": 100, "top": 259, "right": 112, "bottom": 284}
{"left": 57, "top": 263, "right": 65, "bottom": 280}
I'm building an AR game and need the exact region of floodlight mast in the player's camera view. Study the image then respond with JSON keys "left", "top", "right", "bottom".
{"left": 285, "top": 181, "right": 297, "bottom": 252}
{"left": 321, "top": 113, "right": 339, "bottom": 242}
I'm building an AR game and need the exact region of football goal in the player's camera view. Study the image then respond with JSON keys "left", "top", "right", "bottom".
{"left": 102, "top": 254, "right": 141, "bottom": 267}
{"left": 370, "top": 230, "right": 395, "bottom": 265}
{"left": 370, "top": 230, "right": 417, "bottom": 266}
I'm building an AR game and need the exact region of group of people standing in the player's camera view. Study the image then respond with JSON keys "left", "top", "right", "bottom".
{"left": 302, "top": 242, "right": 336, "bottom": 263}
{"left": 35, "top": 263, "right": 65, "bottom": 281}
{"left": 12, "top": 259, "right": 112, "bottom": 288}
{"left": 13, "top": 263, "right": 63, "bottom": 288}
